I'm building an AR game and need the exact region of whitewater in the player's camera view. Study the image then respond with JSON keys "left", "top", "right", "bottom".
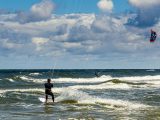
{"left": 0, "top": 69, "right": 160, "bottom": 120}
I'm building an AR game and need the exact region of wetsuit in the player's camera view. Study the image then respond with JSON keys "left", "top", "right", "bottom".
{"left": 44, "top": 83, "right": 54, "bottom": 102}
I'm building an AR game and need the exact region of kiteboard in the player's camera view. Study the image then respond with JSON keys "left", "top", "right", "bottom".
{"left": 38, "top": 97, "right": 78, "bottom": 104}
{"left": 39, "top": 97, "right": 55, "bottom": 104}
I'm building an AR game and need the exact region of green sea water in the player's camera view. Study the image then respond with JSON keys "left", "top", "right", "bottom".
{"left": 0, "top": 69, "right": 160, "bottom": 120}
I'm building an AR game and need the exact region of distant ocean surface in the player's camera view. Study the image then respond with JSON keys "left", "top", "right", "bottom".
{"left": 0, "top": 69, "right": 160, "bottom": 120}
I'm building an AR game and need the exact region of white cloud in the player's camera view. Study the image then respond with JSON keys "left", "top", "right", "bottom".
{"left": 32, "top": 37, "right": 49, "bottom": 51}
{"left": 0, "top": 14, "right": 150, "bottom": 54}
{"left": 128, "top": 0, "right": 160, "bottom": 27}
{"left": 97, "top": 0, "right": 113, "bottom": 12}
{"left": 30, "top": 0, "right": 54, "bottom": 19}
{"left": 129, "top": 0, "right": 160, "bottom": 8}
{"left": 1, "top": 39, "right": 22, "bottom": 49}
{"left": 17, "top": 0, "right": 55, "bottom": 23}
{"left": 2, "top": 14, "right": 95, "bottom": 37}
{"left": 1, "top": 13, "right": 160, "bottom": 68}
{"left": 63, "top": 42, "right": 82, "bottom": 48}
{"left": 32, "top": 37, "right": 49, "bottom": 45}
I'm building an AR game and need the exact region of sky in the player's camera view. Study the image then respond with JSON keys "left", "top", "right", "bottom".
{"left": 0, "top": 0, "right": 130, "bottom": 13}
{"left": 0, "top": 0, "right": 160, "bottom": 69}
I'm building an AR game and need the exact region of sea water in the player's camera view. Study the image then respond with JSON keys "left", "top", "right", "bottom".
{"left": 0, "top": 69, "right": 160, "bottom": 120}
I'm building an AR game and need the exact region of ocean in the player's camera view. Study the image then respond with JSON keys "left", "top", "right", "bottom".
{"left": 0, "top": 69, "right": 160, "bottom": 120}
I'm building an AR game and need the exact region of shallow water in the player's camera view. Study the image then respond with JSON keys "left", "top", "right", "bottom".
{"left": 0, "top": 69, "right": 160, "bottom": 120}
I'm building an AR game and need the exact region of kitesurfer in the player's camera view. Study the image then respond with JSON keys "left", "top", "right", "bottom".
{"left": 95, "top": 72, "right": 100, "bottom": 77}
{"left": 44, "top": 78, "right": 54, "bottom": 103}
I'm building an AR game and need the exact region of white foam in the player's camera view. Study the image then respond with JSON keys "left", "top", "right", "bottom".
{"left": 39, "top": 97, "right": 46, "bottom": 103}
{"left": 0, "top": 88, "right": 43, "bottom": 94}
{"left": 20, "top": 76, "right": 29, "bottom": 80}
{"left": 93, "top": 98, "right": 148, "bottom": 109}
{"left": 0, "top": 87, "right": 64, "bottom": 95}
{"left": 4, "top": 74, "right": 160, "bottom": 93}
{"left": 29, "top": 73, "right": 41, "bottom": 76}
{"left": 15, "top": 74, "right": 160, "bottom": 87}
{"left": 69, "top": 83, "right": 131, "bottom": 90}
{"left": 8, "top": 78, "right": 15, "bottom": 82}
{"left": 56, "top": 88, "right": 148, "bottom": 109}
{"left": 115, "top": 75, "right": 160, "bottom": 81}
{"left": 15, "top": 75, "right": 111, "bottom": 84}
{"left": 0, "top": 87, "right": 151, "bottom": 109}
{"left": 19, "top": 76, "right": 46, "bottom": 83}
{"left": 37, "top": 75, "right": 160, "bottom": 86}
{"left": 146, "top": 69, "right": 155, "bottom": 72}
{"left": 52, "top": 76, "right": 112, "bottom": 83}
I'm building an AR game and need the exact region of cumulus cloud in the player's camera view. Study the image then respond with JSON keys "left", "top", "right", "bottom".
{"left": 1, "top": 12, "right": 160, "bottom": 68}
{"left": 1, "top": 39, "right": 22, "bottom": 49}
{"left": 30, "top": 0, "right": 54, "bottom": 19}
{"left": 0, "top": 14, "right": 154, "bottom": 55}
{"left": 128, "top": 0, "right": 160, "bottom": 27}
{"left": 32, "top": 37, "right": 49, "bottom": 45}
{"left": 17, "top": 0, "right": 54, "bottom": 23}
{"left": 129, "top": 0, "right": 160, "bottom": 8}
{"left": 32, "top": 37, "right": 49, "bottom": 51}
{"left": 97, "top": 0, "right": 113, "bottom": 12}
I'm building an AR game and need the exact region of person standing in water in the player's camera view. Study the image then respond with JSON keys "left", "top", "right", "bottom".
{"left": 95, "top": 72, "right": 100, "bottom": 77}
{"left": 44, "top": 78, "right": 54, "bottom": 103}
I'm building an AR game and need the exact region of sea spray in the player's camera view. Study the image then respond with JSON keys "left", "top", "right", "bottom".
{"left": 56, "top": 88, "right": 149, "bottom": 109}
